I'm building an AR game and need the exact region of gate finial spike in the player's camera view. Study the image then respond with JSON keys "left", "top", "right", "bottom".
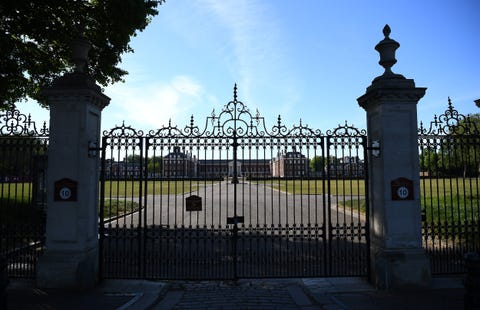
{"left": 234, "top": 83, "right": 238, "bottom": 102}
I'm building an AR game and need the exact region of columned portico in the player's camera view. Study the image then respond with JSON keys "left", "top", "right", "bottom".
{"left": 357, "top": 25, "right": 431, "bottom": 289}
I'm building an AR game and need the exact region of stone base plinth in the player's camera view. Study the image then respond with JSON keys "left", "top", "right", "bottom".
{"left": 37, "top": 247, "right": 98, "bottom": 289}
{"left": 371, "top": 248, "right": 431, "bottom": 290}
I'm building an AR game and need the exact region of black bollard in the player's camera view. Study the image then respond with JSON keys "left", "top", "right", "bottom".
{"left": 464, "top": 252, "right": 480, "bottom": 310}
{"left": 0, "top": 255, "right": 8, "bottom": 310}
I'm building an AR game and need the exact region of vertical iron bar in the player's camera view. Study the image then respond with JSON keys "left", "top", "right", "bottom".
{"left": 363, "top": 135, "right": 371, "bottom": 280}
{"left": 326, "top": 136, "right": 332, "bottom": 276}
{"left": 143, "top": 138, "right": 148, "bottom": 278}
{"left": 232, "top": 97, "right": 239, "bottom": 280}
{"left": 98, "top": 136, "right": 107, "bottom": 281}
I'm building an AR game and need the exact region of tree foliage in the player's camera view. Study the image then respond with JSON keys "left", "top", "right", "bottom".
{"left": 309, "top": 156, "right": 325, "bottom": 173}
{"left": 0, "top": 0, "right": 165, "bottom": 110}
{"left": 420, "top": 113, "right": 480, "bottom": 178}
{"left": 147, "top": 156, "right": 163, "bottom": 174}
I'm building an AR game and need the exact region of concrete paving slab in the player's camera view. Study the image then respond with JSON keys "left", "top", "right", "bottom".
{"left": 5, "top": 279, "right": 168, "bottom": 310}
{"left": 303, "top": 276, "right": 466, "bottom": 310}
{"left": 151, "top": 290, "right": 184, "bottom": 310}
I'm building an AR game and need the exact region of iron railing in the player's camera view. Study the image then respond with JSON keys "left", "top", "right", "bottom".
{"left": 0, "top": 108, "right": 49, "bottom": 278}
{"left": 419, "top": 98, "right": 480, "bottom": 274}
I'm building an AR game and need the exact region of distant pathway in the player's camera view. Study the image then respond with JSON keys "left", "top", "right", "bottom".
{"left": 116, "top": 180, "right": 363, "bottom": 227}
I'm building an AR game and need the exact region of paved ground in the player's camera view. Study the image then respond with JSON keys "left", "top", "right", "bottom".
{"left": 5, "top": 279, "right": 166, "bottom": 310}
{"left": 101, "top": 180, "right": 368, "bottom": 279}
{"left": 303, "top": 277, "right": 465, "bottom": 310}
{"left": 5, "top": 276, "right": 466, "bottom": 310}
{"left": 154, "top": 279, "right": 319, "bottom": 309}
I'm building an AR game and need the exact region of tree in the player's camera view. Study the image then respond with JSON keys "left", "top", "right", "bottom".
{"left": 420, "top": 113, "right": 480, "bottom": 177}
{"left": 309, "top": 156, "right": 325, "bottom": 174}
{"left": 447, "top": 113, "right": 480, "bottom": 177}
{"left": 0, "top": 0, "right": 165, "bottom": 110}
{"left": 419, "top": 148, "right": 440, "bottom": 175}
{"left": 125, "top": 154, "right": 142, "bottom": 163}
{"left": 147, "top": 156, "right": 163, "bottom": 175}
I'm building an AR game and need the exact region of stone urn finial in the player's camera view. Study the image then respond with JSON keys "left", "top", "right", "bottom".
{"left": 71, "top": 35, "right": 91, "bottom": 73}
{"left": 375, "top": 24, "right": 402, "bottom": 79}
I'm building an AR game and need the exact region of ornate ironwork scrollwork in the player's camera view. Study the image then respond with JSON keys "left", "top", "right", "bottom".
{"left": 278, "top": 119, "right": 323, "bottom": 137}
{"left": 199, "top": 85, "right": 269, "bottom": 138}
{"left": 419, "top": 98, "right": 479, "bottom": 135}
{"left": 147, "top": 118, "right": 189, "bottom": 138}
{"left": 0, "top": 108, "right": 49, "bottom": 136}
{"left": 104, "top": 85, "right": 352, "bottom": 141}
{"left": 102, "top": 121, "right": 144, "bottom": 137}
{"left": 326, "top": 121, "right": 366, "bottom": 137}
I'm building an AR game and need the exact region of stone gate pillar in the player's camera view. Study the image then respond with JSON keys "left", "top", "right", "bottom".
{"left": 357, "top": 25, "right": 431, "bottom": 289}
{"left": 37, "top": 36, "right": 110, "bottom": 288}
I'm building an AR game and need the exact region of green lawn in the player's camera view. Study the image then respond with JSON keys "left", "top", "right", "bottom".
{"left": 101, "top": 199, "right": 140, "bottom": 219}
{"left": 421, "top": 178, "right": 479, "bottom": 225}
{"left": 263, "top": 179, "right": 366, "bottom": 196}
{"left": 265, "top": 178, "right": 479, "bottom": 226}
{"left": 338, "top": 199, "right": 367, "bottom": 213}
{"left": 0, "top": 182, "right": 33, "bottom": 206}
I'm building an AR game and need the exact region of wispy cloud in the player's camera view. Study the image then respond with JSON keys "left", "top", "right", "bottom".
{"left": 200, "top": 0, "right": 299, "bottom": 114}
{"left": 105, "top": 75, "right": 205, "bottom": 130}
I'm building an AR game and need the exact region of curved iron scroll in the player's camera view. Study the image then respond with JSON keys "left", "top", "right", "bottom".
{"left": 103, "top": 121, "right": 145, "bottom": 137}
{"left": 102, "top": 85, "right": 370, "bottom": 140}
{"left": 326, "top": 121, "right": 367, "bottom": 137}
{"left": 144, "top": 85, "right": 325, "bottom": 138}
{"left": 0, "top": 108, "right": 49, "bottom": 136}
{"left": 419, "top": 98, "right": 479, "bottom": 135}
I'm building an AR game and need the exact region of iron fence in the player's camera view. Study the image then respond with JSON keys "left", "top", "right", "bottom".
{"left": 0, "top": 109, "right": 49, "bottom": 278}
{"left": 419, "top": 99, "right": 480, "bottom": 274}
{"left": 2, "top": 97, "right": 477, "bottom": 280}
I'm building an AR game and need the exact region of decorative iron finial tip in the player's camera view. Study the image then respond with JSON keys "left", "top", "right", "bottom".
{"left": 447, "top": 97, "right": 453, "bottom": 109}
{"left": 383, "top": 24, "right": 391, "bottom": 39}
{"left": 233, "top": 83, "right": 238, "bottom": 102}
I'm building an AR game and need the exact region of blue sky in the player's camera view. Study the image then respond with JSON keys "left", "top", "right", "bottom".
{"left": 20, "top": 0, "right": 480, "bottom": 133}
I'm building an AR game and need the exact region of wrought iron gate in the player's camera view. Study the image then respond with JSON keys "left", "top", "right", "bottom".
{"left": 99, "top": 87, "right": 369, "bottom": 279}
